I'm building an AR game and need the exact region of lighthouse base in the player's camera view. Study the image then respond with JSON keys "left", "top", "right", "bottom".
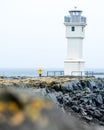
{"left": 64, "top": 60, "right": 85, "bottom": 76}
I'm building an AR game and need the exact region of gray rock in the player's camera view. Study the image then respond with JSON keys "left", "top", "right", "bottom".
{"left": 62, "top": 82, "right": 74, "bottom": 92}
{"left": 94, "top": 110, "right": 102, "bottom": 118}
{"left": 71, "top": 105, "right": 79, "bottom": 112}
{"left": 80, "top": 97, "right": 89, "bottom": 104}
{"left": 86, "top": 80, "right": 96, "bottom": 90}
{"left": 47, "top": 93, "right": 58, "bottom": 104}
{"left": 95, "top": 94, "right": 103, "bottom": 106}
{"left": 87, "top": 97, "right": 96, "bottom": 107}
{"left": 83, "top": 115, "right": 93, "bottom": 121}
{"left": 72, "top": 81, "right": 80, "bottom": 90}
{"left": 80, "top": 108, "right": 87, "bottom": 116}
{"left": 77, "top": 82, "right": 83, "bottom": 90}
{"left": 80, "top": 80, "right": 86, "bottom": 88}
{"left": 96, "top": 79, "right": 104, "bottom": 89}
{"left": 85, "top": 87, "right": 91, "bottom": 93}
{"left": 57, "top": 94, "right": 63, "bottom": 104}
{"left": 86, "top": 109, "right": 94, "bottom": 116}
{"left": 63, "top": 94, "right": 72, "bottom": 106}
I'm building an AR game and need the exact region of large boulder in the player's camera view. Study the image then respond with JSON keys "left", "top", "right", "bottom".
{"left": 0, "top": 88, "right": 99, "bottom": 130}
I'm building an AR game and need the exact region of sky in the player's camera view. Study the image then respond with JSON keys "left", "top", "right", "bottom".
{"left": 0, "top": 0, "right": 104, "bottom": 69}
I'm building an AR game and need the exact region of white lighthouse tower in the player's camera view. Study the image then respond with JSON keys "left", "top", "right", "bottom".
{"left": 64, "top": 9, "right": 87, "bottom": 76}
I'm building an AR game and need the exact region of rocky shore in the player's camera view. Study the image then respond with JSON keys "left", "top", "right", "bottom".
{"left": 0, "top": 76, "right": 104, "bottom": 129}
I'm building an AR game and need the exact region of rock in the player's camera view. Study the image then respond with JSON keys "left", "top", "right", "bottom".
{"left": 86, "top": 80, "right": 96, "bottom": 90}
{"left": 96, "top": 79, "right": 104, "bottom": 89}
{"left": 73, "top": 85, "right": 79, "bottom": 91}
{"left": 83, "top": 115, "right": 93, "bottom": 121}
{"left": 62, "top": 80, "right": 82, "bottom": 92}
{"left": 77, "top": 81, "right": 83, "bottom": 90}
{"left": 56, "top": 94, "right": 63, "bottom": 104}
{"left": 99, "top": 121, "right": 104, "bottom": 125}
{"left": 95, "top": 94, "right": 103, "bottom": 106}
{"left": 100, "top": 116, "right": 104, "bottom": 122}
{"left": 80, "top": 108, "right": 87, "bottom": 116}
{"left": 72, "top": 81, "right": 80, "bottom": 90}
{"left": 85, "top": 87, "right": 91, "bottom": 93}
{"left": 71, "top": 100, "right": 78, "bottom": 106}
{"left": 62, "top": 94, "right": 72, "bottom": 106}
{"left": 51, "top": 84, "right": 61, "bottom": 92}
{"left": 46, "top": 93, "right": 58, "bottom": 104}
{"left": 62, "top": 82, "right": 74, "bottom": 92}
{"left": 71, "top": 105, "right": 79, "bottom": 112}
{"left": 80, "top": 80, "right": 86, "bottom": 88}
{"left": 86, "top": 109, "right": 94, "bottom": 116}
{"left": 94, "top": 110, "right": 102, "bottom": 118}
{"left": 80, "top": 97, "right": 89, "bottom": 104}
{"left": 39, "top": 88, "right": 47, "bottom": 96}
{"left": 87, "top": 96, "right": 97, "bottom": 107}
{"left": 0, "top": 88, "right": 98, "bottom": 130}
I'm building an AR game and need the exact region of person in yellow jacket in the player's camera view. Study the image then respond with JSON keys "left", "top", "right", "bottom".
{"left": 38, "top": 69, "right": 43, "bottom": 77}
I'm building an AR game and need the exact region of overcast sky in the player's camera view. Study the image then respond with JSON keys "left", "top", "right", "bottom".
{"left": 0, "top": 0, "right": 104, "bottom": 69}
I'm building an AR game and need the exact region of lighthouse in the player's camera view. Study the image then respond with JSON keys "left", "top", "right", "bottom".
{"left": 64, "top": 9, "right": 87, "bottom": 76}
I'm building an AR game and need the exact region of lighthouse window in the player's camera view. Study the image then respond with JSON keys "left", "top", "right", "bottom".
{"left": 71, "top": 26, "right": 75, "bottom": 31}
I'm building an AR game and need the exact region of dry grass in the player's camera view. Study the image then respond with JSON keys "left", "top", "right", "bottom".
{"left": 0, "top": 77, "right": 97, "bottom": 89}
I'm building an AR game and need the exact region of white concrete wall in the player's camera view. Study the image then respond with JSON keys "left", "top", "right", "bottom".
{"left": 67, "top": 38, "right": 83, "bottom": 59}
{"left": 66, "top": 26, "right": 85, "bottom": 38}
{"left": 64, "top": 60, "right": 85, "bottom": 76}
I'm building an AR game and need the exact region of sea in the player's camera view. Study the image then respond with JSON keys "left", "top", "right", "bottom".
{"left": 0, "top": 68, "right": 104, "bottom": 78}
{"left": 0, "top": 68, "right": 63, "bottom": 77}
